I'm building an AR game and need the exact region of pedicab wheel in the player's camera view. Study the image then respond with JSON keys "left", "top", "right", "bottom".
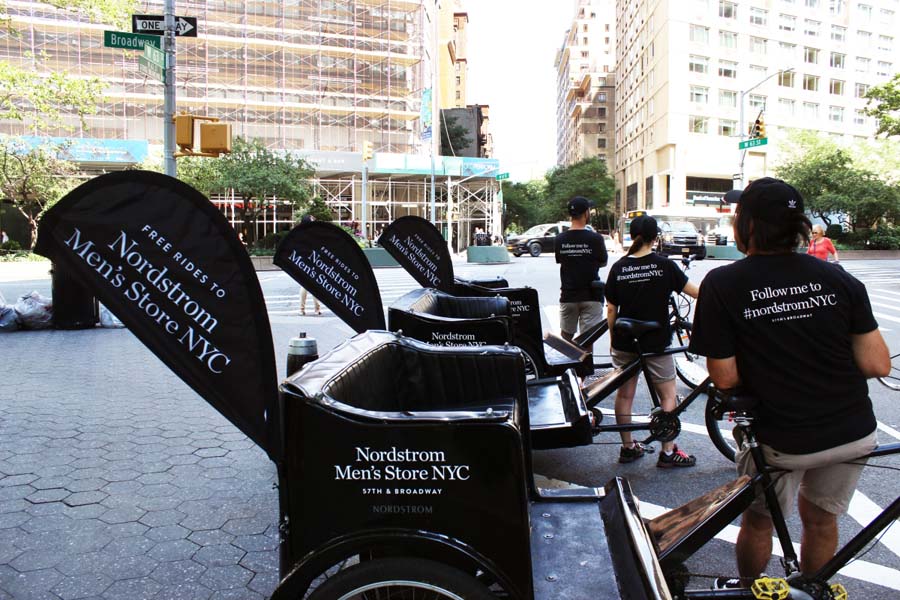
{"left": 704, "top": 397, "right": 737, "bottom": 462}
{"left": 671, "top": 321, "right": 708, "bottom": 390}
{"left": 307, "top": 557, "right": 496, "bottom": 600}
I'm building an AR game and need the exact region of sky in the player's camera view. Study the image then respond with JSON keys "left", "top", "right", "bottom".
{"left": 463, "top": 1, "right": 573, "bottom": 183}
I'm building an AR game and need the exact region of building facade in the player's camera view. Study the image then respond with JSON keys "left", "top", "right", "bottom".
{"left": 614, "top": 0, "right": 898, "bottom": 213}
{"left": 555, "top": 0, "right": 617, "bottom": 167}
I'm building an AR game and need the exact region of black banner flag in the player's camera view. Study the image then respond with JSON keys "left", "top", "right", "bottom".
{"left": 378, "top": 216, "right": 454, "bottom": 292}
{"left": 34, "top": 171, "right": 279, "bottom": 457}
{"left": 274, "top": 222, "right": 385, "bottom": 333}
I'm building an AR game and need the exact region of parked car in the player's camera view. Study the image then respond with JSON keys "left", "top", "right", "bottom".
{"left": 506, "top": 222, "right": 569, "bottom": 257}
{"left": 658, "top": 220, "right": 707, "bottom": 258}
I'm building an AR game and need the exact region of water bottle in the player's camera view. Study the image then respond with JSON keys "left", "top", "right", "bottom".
{"left": 286, "top": 333, "right": 318, "bottom": 377}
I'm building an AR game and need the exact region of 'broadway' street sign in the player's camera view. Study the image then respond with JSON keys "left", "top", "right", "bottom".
{"left": 104, "top": 30, "right": 160, "bottom": 50}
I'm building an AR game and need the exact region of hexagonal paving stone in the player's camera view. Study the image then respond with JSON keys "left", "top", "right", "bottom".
{"left": 99, "top": 506, "right": 146, "bottom": 525}
{"left": 102, "top": 576, "right": 162, "bottom": 600}
{"left": 65, "top": 479, "right": 107, "bottom": 493}
{"left": 145, "top": 524, "right": 190, "bottom": 542}
{"left": 150, "top": 558, "right": 207, "bottom": 584}
{"left": 222, "top": 516, "right": 269, "bottom": 537}
{"left": 100, "top": 554, "right": 158, "bottom": 580}
{"left": 135, "top": 472, "right": 173, "bottom": 486}
{"left": 65, "top": 504, "right": 107, "bottom": 520}
{"left": 21, "top": 514, "right": 71, "bottom": 533}
{"left": 0, "top": 566, "right": 65, "bottom": 597}
{"left": 136, "top": 484, "right": 178, "bottom": 498}
{"left": 25, "top": 488, "right": 70, "bottom": 504}
{"left": 0, "top": 485, "right": 36, "bottom": 502}
{"left": 102, "top": 535, "right": 155, "bottom": 557}
{"left": 64, "top": 491, "right": 108, "bottom": 507}
{"left": 0, "top": 473, "right": 38, "bottom": 487}
{"left": 146, "top": 538, "right": 200, "bottom": 562}
{"left": 247, "top": 570, "right": 279, "bottom": 596}
{"left": 106, "top": 521, "right": 149, "bottom": 538}
{"left": 101, "top": 469, "right": 141, "bottom": 483}
{"left": 10, "top": 548, "right": 67, "bottom": 571}
{"left": 187, "top": 529, "right": 235, "bottom": 547}
{"left": 0, "top": 511, "right": 29, "bottom": 529}
{"left": 178, "top": 512, "right": 229, "bottom": 532}
{"left": 199, "top": 565, "right": 254, "bottom": 591}
{"left": 139, "top": 509, "right": 185, "bottom": 528}
{"left": 30, "top": 476, "right": 72, "bottom": 491}
{"left": 51, "top": 572, "right": 113, "bottom": 600}
{"left": 192, "top": 544, "right": 246, "bottom": 568}
{"left": 210, "top": 589, "right": 264, "bottom": 600}
{"left": 135, "top": 496, "right": 182, "bottom": 512}
{"left": 194, "top": 448, "right": 228, "bottom": 459}
{"left": 231, "top": 534, "right": 278, "bottom": 553}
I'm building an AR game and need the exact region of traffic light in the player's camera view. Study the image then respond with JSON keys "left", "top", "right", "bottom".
{"left": 200, "top": 122, "right": 232, "bottom": 154}
{"left": 175, "top": 114, "right": 195, "bottom": 149}
{"left": 362, "top": 140, "right": 374, "bottom": 162}
{"left": 757, "top": 116, "right": 766, "bottom": 139}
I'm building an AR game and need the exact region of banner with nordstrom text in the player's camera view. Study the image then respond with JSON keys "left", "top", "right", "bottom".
{"left": 378, "top": 216, "right": 455, "bottom": 293}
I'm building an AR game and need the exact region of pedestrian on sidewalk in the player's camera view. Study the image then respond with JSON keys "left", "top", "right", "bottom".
{"left": 604, "top": 215, "right": 700, "bottom": 467}
{"left": 807, "top": 224, "right": 840, "bottom": 263}
{"left": 689, "top": 177, "right": 889, "bottom": 587}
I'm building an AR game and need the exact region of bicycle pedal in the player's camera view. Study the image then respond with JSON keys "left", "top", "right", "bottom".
{"left": 829, "top": 583, "right": 848, "bottom": 600}
{"left": 750, "top": 577, "right": 790, "bottom": 600}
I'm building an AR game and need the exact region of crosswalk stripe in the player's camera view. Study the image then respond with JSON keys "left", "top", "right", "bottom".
{"left": 869, "top": 288, "right": 900, "bottom": 299}
{"left": 873, "top": 311, "right": 900, "bottom": 325}
{"left": 849, "top": 491, "right": 900, "bottom": 559}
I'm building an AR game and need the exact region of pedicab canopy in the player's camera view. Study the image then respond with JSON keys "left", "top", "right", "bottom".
{"left": 274, "top": 221, "right": 385, "bottom": 333}
{"left": 34, "top": 171, "right": 279, "bottom": 459}
{"left": 378, "top": 216, "right": 455, "bottom": 293}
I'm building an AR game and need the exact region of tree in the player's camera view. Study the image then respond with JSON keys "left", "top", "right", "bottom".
{"left": 544, "top": 157, "right": 615, "bottom": 222}
{"left": 865, "top": 73, "right": 900, "bottom": 137}
{"left": 439, "top": 114, "right": 472, "bottom": 156}
{"left": 1, "top": 1, "right": 135, "bottom": 132}
{"left": 501, "top": 181, "right": 542, "bottom": 233}
{"left": 178, "top": 137, "right": 316, "bottom": 243}
{"left": 300, "top": 197, "right": 335, "bottom": 223}
{"left": 0, "top": 139, "right": 77, "bottom": 248}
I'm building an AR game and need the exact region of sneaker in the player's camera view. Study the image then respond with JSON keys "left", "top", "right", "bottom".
{"left": 657, "top": 445, "right": 697, "bottom": 468}
{"left": 619, "top": 443, "right": 652, "bottom": 463}
{"left": 712, "top": 577, "right": 743, "bottom": 590}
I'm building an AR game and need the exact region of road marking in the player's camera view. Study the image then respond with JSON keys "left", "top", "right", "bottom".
{"left": 877, "top": 421, "right": 900, "bottom": 441}
{"left": 869, "top": 289, "right": 900, "bottom": 299}
{"left": 872, "top": 311, "right": 900, "bottom": 325}
{"left": 869, "top": 300, "right": 900, "bottom": 312}
{"left": 637, "top": 500, "right": 900, "bottom": 591}
{"left": 848, "top": 491, "right": 900, "bottom": 559}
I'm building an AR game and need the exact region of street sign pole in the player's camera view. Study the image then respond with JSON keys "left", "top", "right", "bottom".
{"left": 163, "top": 0, "right": 176, "bottom": 177}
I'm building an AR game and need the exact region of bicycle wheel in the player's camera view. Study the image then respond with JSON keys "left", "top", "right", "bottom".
{"left": 671, "top": 320, "right": 708, "bottom": 389}
{"left": 878, "top": 352, "right": 900, "bottom": 391}
{"left": 704, "top": 396, "right": 737, "bottom": 462}
{"left": 307, "top": 557, "right": 496, "bottom": 600}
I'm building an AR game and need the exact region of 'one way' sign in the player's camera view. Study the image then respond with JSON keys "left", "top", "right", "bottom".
{"left": 132, "top": 15, "right": 198, "bottom": 37}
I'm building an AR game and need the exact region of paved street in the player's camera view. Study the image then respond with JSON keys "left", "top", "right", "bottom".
{"left": 1, "top": 255, "right": 899, "bottom": 599}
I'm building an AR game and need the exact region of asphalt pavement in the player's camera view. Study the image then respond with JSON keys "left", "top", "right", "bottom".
{"left": 1, "top": 254, "right": 899, "bottom": 599}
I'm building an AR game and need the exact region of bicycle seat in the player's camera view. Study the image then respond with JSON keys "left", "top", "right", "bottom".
{"left": 613, "top": 318, "right": 661, "bottom": 339}
{"left": 716, "top": 390, "right": 759, "bottom": 413}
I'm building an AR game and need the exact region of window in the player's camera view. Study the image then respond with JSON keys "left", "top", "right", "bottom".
{"left": 878, "top": 35, "right": 893, "bottom": 52}
{"left": 857, "top": 30, "right": 872, "bottom": 44}
{"left": 749, "top": 7, "right": 768, "bottom": 25}
{"left": 829, "top": 0, "right": 845, "bottom": 16}
{"left": 882, "top": 8, "right": 897, "bottom": 20}
{"left": 830, "top": 52, "right": 845, "bottom": 69}
{"left": 690, "top": 86, "right": 709, "bottom": 103}
{"left": 689, "top": 55, "right": 709, "bottom": 74}
{"left": 854, "top": 109, "right": 866, "bottom": 126}
{"left": 719, "top": 89, "right": 738, "bottom": 107}
{"left": 858, "top": 4, "right": 873, "bottom": 21}
{"left": 779, "top": 42, "right": 796, "bottom": 60}
{"left": 855, "top": 82, "right": 870, "bottom": 97}
{"left": 750, "top": 64, "right": 767, "bottom": 76}
{"left": 719, "top": 30, "right": 738, "bottom": 48}
{"left": 803, "top": 102, "right": 819, "bottom": 118}
{"left": 804, "top": 20, "right": 820, "bottom": 37}
{"left": 598, "top": 92, "right": 607, "bottom": 102}
{"left": 719, "top": 60, "right": 737, "bottom": 78}
{"left": 856, "top": 57, "right": 871, "bottom": 73}
{"left": 877, "top": 61, "right": 892, "bottom": 76}
{"left": 804, "top": 47, "right": 819, "bottom": 63}
{"left": 690, "top": 24, "right": 709, "bottom": 44}
{"left": 750, "top": 37, "right": 767, "bottom": 54}
{"left": 778, "top": 71, "right": 795, "bottom": 87}
{"left": 779, "top": 14, "right": 797, "bottom": 32}
{"left": 597, "top": 138, "right": 607, "bottom": 148}
{"left": 830, "top": 79, "right": 844, "bottom": 95}
{"left": 749, "top": 94, "right": 766, "bottom": 110}
{"left": 803, "top": 74, "right": 819, "bottom": 91}
{"left": 805, "top": 0, "right": 820, "bottom": 7}
{"left": 831, "top": 25, "right": 846, "bottom": 42}
{"left": 829, "top": 106, "right": 844, "bottom": 122}
{"left": 778, "top": 98, "right": 796, "bottom": 115}
{"left": 689, "top": 116, "right": 709, "bottom": 133}
{"left": 719, "top": 1, "right": 737, "bottom": 18}
{"left": 719, "top": 119, "right": 737, "bottom": 136}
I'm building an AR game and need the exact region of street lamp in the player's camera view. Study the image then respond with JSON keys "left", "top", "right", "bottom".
{"left": 738, "top": 68, "right": 793, "bottom": 188}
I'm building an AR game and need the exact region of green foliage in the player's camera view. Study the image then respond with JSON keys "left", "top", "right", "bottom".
{"left": 338, "top": 224, "right": 367, "bottom": 248}
{"left": 177, "top": 137, "right": 316, "bottom": 244}
{"left": 299, "top": 197, "right": 335, "bottom": 223}
{"left": 501, "top": 180, "right": 545, "bottom": 232}
{"left": 544, "top": 157, "right": 615, "bottom": 221}
{"left": 0, "top": 139, "right": 78, "bottom": 249}
{"left": 865, "top": 73, "right": 900, "bottom": 138}
{"left": 439, "top": 114, "right": 473, "bottom": 156}
{"left": 825, "top": 224, "right": 843, "bottom": 239}
{"left": 256, "top": 230, "right": 291, "bottom": 250}
{"left": 866, "top": 227, "right": 900, "bottom": 250}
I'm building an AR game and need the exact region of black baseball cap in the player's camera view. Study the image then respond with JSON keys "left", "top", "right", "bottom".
{"left": 567, "top": 196, "right": 594, "bottom": 216}
{"left": 629, "top": 215, "right": 659, "bottom": 240}
{"left": 724, "top": 177, "right": 804, "bottom": 224}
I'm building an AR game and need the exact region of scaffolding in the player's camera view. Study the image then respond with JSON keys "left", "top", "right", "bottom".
{"left": 1, "top": 0, "right": 428, "bottom": 154}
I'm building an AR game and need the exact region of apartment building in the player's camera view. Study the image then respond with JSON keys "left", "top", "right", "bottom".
{"left": 555, "top": 0, "right": 617, "bottom": 167}
{"left": 614, "top": 0, "right": 898, "bottom": 213}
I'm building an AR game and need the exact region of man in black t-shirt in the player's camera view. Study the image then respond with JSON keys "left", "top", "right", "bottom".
{"left": 555, "top": 196, "right": 608, "bottom": 345}
{"left": 690, "top": 178, "right": 890, "bottom": 584}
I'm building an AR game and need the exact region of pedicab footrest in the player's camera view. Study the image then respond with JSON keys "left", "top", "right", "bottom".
{"left": 543, "top": 333, "right": 593, "bottom": 376}
{"left": 527, "top": 370, "right": 592, "bottom": 449}
{"left": 530, "top": 501, "right": 619, "bottom": 599}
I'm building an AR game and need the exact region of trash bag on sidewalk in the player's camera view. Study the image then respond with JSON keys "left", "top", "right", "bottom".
{"left": 98, "top": 303, "right": 124, "bottom": 328}
{"left": 0, "top": 304, "right": 17, "bottom": 332}
{"left": 14, "top": 291, "right": 53, "bottom": 330}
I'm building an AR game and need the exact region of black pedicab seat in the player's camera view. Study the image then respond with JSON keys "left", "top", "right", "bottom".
{"left": 271, "top": 331, "right": 670, "bottom": 600}
{"left": 388, "top": 289, "right": 593, "bottom": 449}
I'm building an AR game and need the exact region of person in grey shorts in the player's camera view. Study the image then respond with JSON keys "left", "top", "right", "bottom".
{"left": 555, "top": 196, "right": 608, "bottom": 346}
{"left": 689, "top": 178, "right": 890, "bottom": 585}
{"left": 605, "top": 215, "right": 699, "bottom": 467}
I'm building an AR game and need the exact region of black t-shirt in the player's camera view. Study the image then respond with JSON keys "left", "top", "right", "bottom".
{"left": 555, "top": 229, "right": 608, "bottom": 303}
{"left": 604, "top": 253, "right": 688, "bottom": 353}
{"left": 689, "top": 253, "right": 878, "bottom": 454}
